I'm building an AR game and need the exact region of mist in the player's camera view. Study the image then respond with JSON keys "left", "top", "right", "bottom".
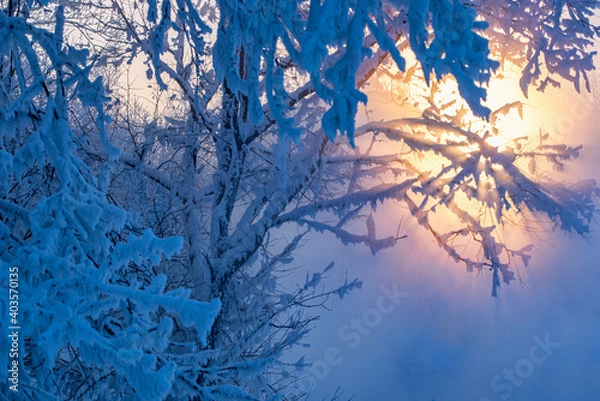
{"left": 294, "top": 71, "right": 600, "bottom": 401}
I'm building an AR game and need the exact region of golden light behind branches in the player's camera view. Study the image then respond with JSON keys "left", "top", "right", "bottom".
{"left": 356, "top": 59, "right": 596, "bottom": 293}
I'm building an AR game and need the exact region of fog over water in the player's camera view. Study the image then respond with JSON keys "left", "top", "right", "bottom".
{"left": 293, "top": 73, "right": 600, "bottom": 401}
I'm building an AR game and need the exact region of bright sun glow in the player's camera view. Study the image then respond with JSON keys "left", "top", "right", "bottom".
{"left": 358, "top": 60, "right": 584, "bottom": 280}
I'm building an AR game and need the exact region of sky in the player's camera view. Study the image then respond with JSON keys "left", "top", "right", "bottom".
{"left": 290, "top": 68, "right": 600, "bottom": 401}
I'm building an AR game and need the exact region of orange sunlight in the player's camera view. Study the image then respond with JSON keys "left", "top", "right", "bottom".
{"left": 357, "top": 60, "right": 586, "bottom": 284}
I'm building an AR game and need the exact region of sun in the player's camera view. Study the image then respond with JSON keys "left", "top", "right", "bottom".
{"left": 356, "top": 60, "right": 569, "bottom": 287}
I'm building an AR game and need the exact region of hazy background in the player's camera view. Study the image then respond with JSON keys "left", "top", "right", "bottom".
{"left": 292, "top": 72, "right": 600, "bottom": 401}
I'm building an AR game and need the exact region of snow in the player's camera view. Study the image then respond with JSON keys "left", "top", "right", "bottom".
{"left": 1, "top": 0, "right": 600, "bottom": 399}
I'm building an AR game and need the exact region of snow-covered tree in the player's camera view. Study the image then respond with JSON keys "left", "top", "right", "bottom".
{"left": 0, "top": 2, "right": 220, "bottom": 400}
{"left": 1, "top": 0, "right": 599, "bottom": 400}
